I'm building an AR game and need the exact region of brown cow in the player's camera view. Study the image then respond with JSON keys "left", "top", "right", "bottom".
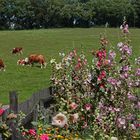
{"left": 26, "top": 54, "right": 46, "bottom": 68}
{"left": 0, "top": 59, "right": 5, "bottom": 71}
{"left": 12, "top": 47, "right": 23, "bottom": 55}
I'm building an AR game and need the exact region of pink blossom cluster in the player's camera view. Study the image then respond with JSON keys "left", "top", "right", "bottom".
{"left": 108, "top": 50, "right": 116, "bottom": 61}
{"left": 120, "top": 21, "right": 129, "bottom": 34}
{"left": 0, "top": 108, "right": 4, "bottom": 116}
{"left": 117, "top": 43, "right": 132, "bottom": 56}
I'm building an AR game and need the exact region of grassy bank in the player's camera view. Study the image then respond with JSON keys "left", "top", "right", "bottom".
{"left": 0, "top": 28, "right": 139, "bottom": 104}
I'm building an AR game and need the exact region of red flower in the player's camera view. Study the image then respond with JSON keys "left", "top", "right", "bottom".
{"left": 99, "top": 83, "right": 105, "bottom": 89}
{"left": 98, "top": 71, "right": 106, "bottom": 81}
{"left": 96, "top": 50, "right": 106, "bottom": 60}
{"left": 40, "top": 134, "right": 49, "bottom": 140}
{"left": 75, "top": 62, "right": 82, "bottom": 70}
{"left": 28, "top": 129, "right": 36, "bottom": 136}
{"left": 96, "top": 61, "right": 102, "bottom": 68}
{"left": 0, "top": 108, "right": 4, "bottom": 116}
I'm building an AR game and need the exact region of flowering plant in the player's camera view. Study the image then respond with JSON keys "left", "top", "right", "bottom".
{"left": 49, "top": 20, "right": 140, "bottom": 139}
{"left": 0, "top": 104, "right": 12, "bottom": 139}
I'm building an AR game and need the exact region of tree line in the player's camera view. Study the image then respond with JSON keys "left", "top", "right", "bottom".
{"left": 0, "top": 0, "right": 140, "bottom": 30}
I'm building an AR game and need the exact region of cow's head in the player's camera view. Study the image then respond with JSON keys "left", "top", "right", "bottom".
{"left": 11, "top": 48, "right": 15, "bottom": 54}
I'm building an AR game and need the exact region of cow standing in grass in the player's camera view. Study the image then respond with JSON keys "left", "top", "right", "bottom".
{"left": 12, "top": 47, "right": 23, "bottom": 55}
{"left": 0, "top": 59, "right": 5, "bottom": 71}
{"left": 26, "top": 54, "right": 46, "bottom": 68}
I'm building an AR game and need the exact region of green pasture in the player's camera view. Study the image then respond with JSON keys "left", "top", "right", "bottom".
{"left": 0, "top": 28, "right": 140, "bottom": 104}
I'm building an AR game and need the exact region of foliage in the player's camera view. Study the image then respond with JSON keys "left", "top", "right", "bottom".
{"left": 0, "top": 0, "right": 140, "bottom": 29}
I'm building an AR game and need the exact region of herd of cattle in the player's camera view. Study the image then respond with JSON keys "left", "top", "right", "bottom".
{"left": 0, "top": 47, "right": 47, "bottom": 71}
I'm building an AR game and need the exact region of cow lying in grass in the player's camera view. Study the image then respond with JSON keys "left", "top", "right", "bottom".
{"left": 25, "top": 54, "right": 46, "bottom": 68}
{"left": 17, "top": 58, "right": 29, "bottom": 66}
{"left": 0, "top": 59, "right": 5, "bottom": 71}
{"left": 12, "top": 47, "right": 23, "bottom": 55}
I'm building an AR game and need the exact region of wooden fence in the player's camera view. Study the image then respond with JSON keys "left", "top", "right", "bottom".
{"left": 0, "top": 87, "right": 55, "bottom": 140}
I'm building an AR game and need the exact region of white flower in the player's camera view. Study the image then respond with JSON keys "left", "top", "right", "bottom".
{"left": 52, "top": 113, "right": 67, "bottom": 128}
{"left": 59, "top": 52, "right": 65, "bottom": 57}
{"left": 55, "top": 63, "right": 62, "bottom": 70}
{"left": 111, "top": 137, "right": 118, "bottom": 140}
{"left": 50, "top": 59, "right": 56, "bottom": 64}
{"left": 117, "top": 42, "right": 123, "bottom": 48}
{"left": 120, "top": 25, "right": 123, "bottom": 29}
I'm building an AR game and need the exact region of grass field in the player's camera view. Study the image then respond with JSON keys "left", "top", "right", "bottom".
{"left": 0, "top": 28, "right": 140, "bottom": 104}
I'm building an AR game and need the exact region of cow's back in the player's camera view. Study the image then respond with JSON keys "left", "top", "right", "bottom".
{"left": 12, "top": 47, "right": 22, "bottom": 54}
{"left": 37, "top": 55, "right": 46, "bottom": 63}
{"left": 28, "top": 54, "right": 39, "bottom": 63}
{"left": 0, "top": 59, "right": 4, "bottom": 68}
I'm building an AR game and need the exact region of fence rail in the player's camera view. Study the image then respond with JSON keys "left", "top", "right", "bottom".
{"left": 0, "top": 86, "right": 54, "bottom": 140}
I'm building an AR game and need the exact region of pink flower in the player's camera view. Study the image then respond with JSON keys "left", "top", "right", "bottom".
{"left": 114, "top": 108, "right": 120, "bottom": 112}
{"left": 0, "top": 108, "right": 4, "bottom": 116}
{"left": 22, "top": 132, "right": 26, "bottom": 136}
{"left": 135, "top": 124, "right": 140, "bottom": 128}
{"left": 70, "top": 113, "right": 79, "bottom": 123}
{"left": 120, "top": 45, "right": 132, "bottom": 55}
{"left": 107, "top": 77, "right": 117, "bottom": 85}
{"left": 83, "top": 59, "right": 87, "bottom": 65}
{"left": 136, "top": 68, "right": 140, "bottom": 76}
{"left": 84, "top": 103, "right": 92, "bottom": 111}
{"left": 123, "top": 27, "right": 129, "bottom": 34}
{"left": 96, "top": 61, "right": 102, "bottom": 67}
{"left": 120, "top": 22, "right": 129, "bottom": 33}
{"left": 40, "top": 134, "right": 49, "bottom": 140}
{"left": 120, "top": 72, "right": 128, "bottom": 79}
{"left": 69, "top": 102, "right": 78, "bottom": 110}
{"left": 82, "top": 121, "right": 88, "bottom": 128}
{"left": 52, "top": 113, "right": 67, "bottom": 128}
{"left": 127, "top": 93, "right": 137, "bottom": 101}
{"left": 117, "top": 117, "right": 126, "bottom": 129}
{"left": 28, "top": 129, "right": 36, "bottom": 136}
{"left": 108, "top": 50, "right": 116, "bottom": 61}
{"left": 121, "top": 65, "right": 130, "bottom": 72}
{"left": 75, "top": 62, "right": 82, "bottom": 70}
{"left": 78, "top": 58, "right": 81, "bottom": 62}
{"left": 69, "top": 52, "right": 74, "bottom": 57}
{"left": 136, "top": 102, "right": 140, "bottom": 109}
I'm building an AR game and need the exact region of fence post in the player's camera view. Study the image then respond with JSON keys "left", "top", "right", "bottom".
{"left": 9, "top": 91, "right": 18, "bottom": 140}
{"left": 49, "top": 86, "right": 53, "bottom": 95}
{"left": 9, "top": 91, "right": 18, "bottom": 114}
{"left": 0, "top": 133, "right": 2, "bottom": 140}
